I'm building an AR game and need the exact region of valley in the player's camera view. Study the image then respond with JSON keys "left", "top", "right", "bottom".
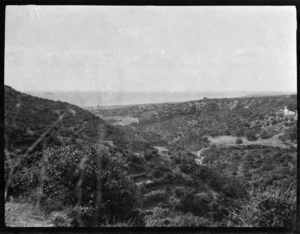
{"left": 4, "top": 85, "right": 297, "bottom": 228}
{"left": 86, "top": 94, "right": 297, "bottom": 227}
{"left": 5, "top": 5, "right": 296, "bottom": 229}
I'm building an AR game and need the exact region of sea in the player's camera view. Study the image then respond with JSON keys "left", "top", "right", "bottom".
{"left": 27, "top": 91, "right": 295, "bottom": 108}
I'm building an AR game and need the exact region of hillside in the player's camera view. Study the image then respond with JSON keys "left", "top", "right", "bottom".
{"left": 87, "top": 94, "right": 297, "bottom": 227}
{"left": 5, "top": 87, "right": 297, "bottom": 227}
{"left": 89, "top": 95, "right": 297, "bottom": 150}
{"left": 4, "top": 85, "right": 132, "bottom": 156}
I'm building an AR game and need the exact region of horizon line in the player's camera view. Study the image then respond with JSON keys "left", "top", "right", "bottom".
{"left": 24, "top": 90, "right": 297, "bottom": 94}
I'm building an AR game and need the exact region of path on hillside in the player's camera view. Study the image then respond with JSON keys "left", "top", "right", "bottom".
{"left": 192, "top": 147, "right": 210, "bottom": 165}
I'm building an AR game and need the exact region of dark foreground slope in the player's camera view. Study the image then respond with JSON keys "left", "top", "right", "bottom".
{"left": 4, "top": 86, "right": 143, "bottom": 226}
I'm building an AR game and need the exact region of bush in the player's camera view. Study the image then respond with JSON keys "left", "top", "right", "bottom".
{"left": 288, "top": 125, "right": 297, "bottom": 141}
{"left": 145, "top": 207, "right": 210, "bottom": 227}
{"left": 161, "top": 172, "right": 178, "bottom": 184}
{"left": 152, "top": 166, "right": 171, "bottom": 178}
{"left": 202, "top": 136, "right": 209, "bottom": 143}
{"left": 143, "top": 190, "right": 167, "bottom": 207}
{"left": 286, "top": 103, "right": 297, "bottom": 112}
{"left": 227, "top": 183, "right": 296, "bottom": 228}
{"left": 176, "top": 193, "right": 209, "bottom": 217}
{"left": 144, "top": 149, "right": 158, "bottom": 161}
{"left": 179, "top": 161, "right": 194, "bottom": 174}
{"left": 8, "top": 145, "right": 141, "bottom": 226}
{"left": 236, "top": 138, "right": 243, "bottom": 144}
{"left": 234, "top": 128, "right": 245, "bottom": 137}
{"left": 50, "top": 211, "right": 72, "bottom": 227}
{"left": 245, "top": 129, "right": 258, "bottom": 141}
{"left": 194, "top": 165, "right": 216, "bottom": 182}
{"left": 259, "top": 130, "right": 273, "bottom": 139}
{"left": 128, "top": 154, "right": 143, "bottom": 165}
{"left": 174, "top": 187, "right": 185, "bottom": 198}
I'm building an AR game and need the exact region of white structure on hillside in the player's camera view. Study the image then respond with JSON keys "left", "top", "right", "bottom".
{"left": 283, "top": 106, "right": 295, "bottom": 116}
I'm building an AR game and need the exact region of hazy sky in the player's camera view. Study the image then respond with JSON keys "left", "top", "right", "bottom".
{"left": 5, "top": 6, "right": 297, "bottom": 92}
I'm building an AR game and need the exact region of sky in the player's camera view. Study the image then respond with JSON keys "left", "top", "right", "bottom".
{"left": 5, "top": 6, "right": 297, "bottom": 93}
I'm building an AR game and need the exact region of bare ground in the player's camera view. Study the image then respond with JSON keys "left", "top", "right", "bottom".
{"left": 5, "top": 201, "right": 53, "bottom": 227}
{"left": 208, "top": 134, "right": 296, "bottom": 149}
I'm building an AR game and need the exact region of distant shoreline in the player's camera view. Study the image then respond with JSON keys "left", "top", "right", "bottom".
{"left": 26, "top": 90, "right": 296, "bottom": 108}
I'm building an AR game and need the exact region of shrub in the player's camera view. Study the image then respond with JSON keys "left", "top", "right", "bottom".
{"left": 236, "top": 138, "right": 243, "bottom": 144}
{"left": 271, "top": 119, "right": 277, "bottom": 125}
{"left": 202, "top": 136, "right": 209, "bottom": 143}
{"left": 259, "top": 130, "right": 273, "bottom": 139}
{"left": 288, "top": 125, "right": 297, "bottom": 141}
{"left": 161, "top": 172, "right": 178, "bottom": 184}
{"left": 50, "top": 211, "right": 72, "bottom": 227}
{"left": 179, "top": 161, "right": 194, "bottom": 174}
{"left": 245, "top": 129, "right": 258, "bottom": 141}
{"left": 145, "top": 207, "right": 210, "bottom": 227}
{"left": 100, "top": 217, "right": 136, "bottom": 227}
{"left": 144, "top": 149, "right": 158, "bottom": 161}
{"left": 128, "top": 154, "right": 143, "bottom": 165}
{"left": 174, "top": 187, "right": 185, "bottom": 198}
{"left": 234, "top": 128, "right": 245, "bottom": 137}
{"left": 192, "top": 164, "right": 207, "bottom": 178}
{"left": 176, "top": 193, "right": 210, "bottom": 217}
{"left": 286, "top": 103, "right": 297, "bottom": 112}
{"left": 152, "top": 166, "right": 171, "bottom": 178}
{"left": 143, "top": 190, "right": 167, "bottom": 207}
{"left": 8, "top": 145, "right": 141, "bottom": 225}
{"left": 227, "top": 183, "right": 296, "bottom": 228}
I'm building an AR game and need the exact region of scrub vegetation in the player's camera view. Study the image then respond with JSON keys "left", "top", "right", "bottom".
{"left": 5, "top": 85, "right": 297, "bottom": 228}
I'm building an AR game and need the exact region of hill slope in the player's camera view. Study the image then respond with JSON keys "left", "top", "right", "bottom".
{"left": 5, "top": 87, "right": 297, "bottom": 227}
{"left": 4, "top": 85, "right": 129, "bottom": 156}
{"left": 90, "top": 94, "right": 297, "bottom": 150}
